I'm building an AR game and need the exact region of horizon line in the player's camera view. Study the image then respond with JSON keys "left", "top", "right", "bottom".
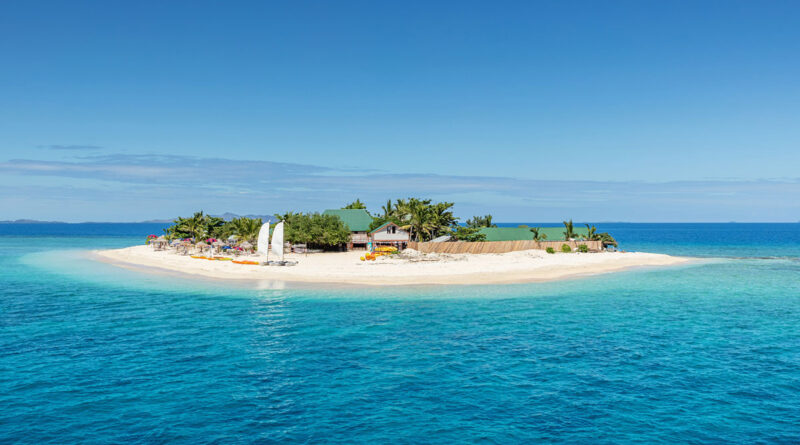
{"left": 1, "top": 219, "right": 798, "bottom": 225}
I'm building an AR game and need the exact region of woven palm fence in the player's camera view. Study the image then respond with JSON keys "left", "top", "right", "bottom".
{"left": 406, "top": 240, "right": 603, "bottom": 254}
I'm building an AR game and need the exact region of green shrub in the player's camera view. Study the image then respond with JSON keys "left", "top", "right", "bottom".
{"left": 280, "top": 212, "right": 352, "bottom": 248}
{"left": 578, "top": 244, "right": 589, "bottom": 253}
{"left": 450, "top": 225, "right": 487, "bottom": 242}
{"left": 546, "top": 247, "right": 555, "bottom": 254}
{"left": 561, "top": 244, "right": 572, "bottom": 253}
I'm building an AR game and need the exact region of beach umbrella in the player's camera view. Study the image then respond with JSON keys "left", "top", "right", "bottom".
{"left": 240, "top": 241, "right": 253, "bottom": 250}
{"left": 196, "top": 241, "right": 208, "bottom": 248}
{"left": 212, "top": 241, "right": 224, "bottom": 253}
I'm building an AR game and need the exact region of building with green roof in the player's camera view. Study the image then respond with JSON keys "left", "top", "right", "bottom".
{"left": 478, "top": 226, "right": 589, "bottom": 242}
{"left": 323, "top": 209, "right": 374, "bottom": 249}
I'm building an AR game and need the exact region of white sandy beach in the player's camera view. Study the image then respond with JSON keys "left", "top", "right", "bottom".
{"left": 94, "top": 245, "right": 691, "bottom": 286}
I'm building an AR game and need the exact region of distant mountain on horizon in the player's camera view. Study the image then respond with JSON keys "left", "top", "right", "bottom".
{"left": 214, "top": 212, "right": 276, "bottom": 222}
{"left": 0, "top": 212, "right": 276, "bottom": 225}
{"left": 0, "top": 219, "right": 68, "bottom": 224}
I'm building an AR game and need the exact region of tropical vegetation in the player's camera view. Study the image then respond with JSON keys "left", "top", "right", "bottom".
{"left": 451, "top": 226, "right": 487, "bottom": 242}
{"left": 343, "top": 199, "right": 367, "bottom": 210}
{"left": 562, "top": 219, "right": 577, "bottom": 240}
{"left": 163, "top": 211, "right": 225, "bottom": 241}
{"left": 163, "top": 211, "right": 264, "bottom": 243}
{"left": 221, "top": 217, "right": 263, "bottom": 242}
{"left": 596, "top": 232, "right": 618, "bottom": 247}
{"left": 583, "top": 224, "right": 618, "bottom": 247}
{"left": 529, "top": 227, "right": 548, "bottom": 241}
{"left": 370, "top": 198, "right": 458, "bottom": 242}
{"left": 466, "top": 215, "right": 496, "bottom": 228}
{"left": 275, "top": 212, "right": 351, "bottom": 248}
{"left": 164, "top": 207, "right": 619, "bottom": 250}
{"left": 584, "top": 224, "right": 598, "bottom": 241}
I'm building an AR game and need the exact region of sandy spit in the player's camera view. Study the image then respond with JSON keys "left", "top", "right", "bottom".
{"left": 92, "top": 245, "right": 692, "bottom": 287}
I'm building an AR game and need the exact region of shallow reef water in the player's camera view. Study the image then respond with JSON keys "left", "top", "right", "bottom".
{"left": 1, "top": 223, "right": 799, "bottom": 443}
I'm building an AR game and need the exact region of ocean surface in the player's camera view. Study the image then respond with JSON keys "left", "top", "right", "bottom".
{"left": 1, "top": 223, "right": 799, "bottom": 443}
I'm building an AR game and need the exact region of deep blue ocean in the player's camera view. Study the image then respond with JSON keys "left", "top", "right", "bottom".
{"left": 1, "top": 223, "right": 799, "bottom": 443}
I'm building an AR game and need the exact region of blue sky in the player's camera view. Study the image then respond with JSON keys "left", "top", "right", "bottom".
{"left": 1, "top": 1, "right": 798, "bottom": 222}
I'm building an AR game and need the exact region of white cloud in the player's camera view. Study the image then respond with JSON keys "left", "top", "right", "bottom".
{"left": 0, "top": 153, "right": 798, "bottom": 222}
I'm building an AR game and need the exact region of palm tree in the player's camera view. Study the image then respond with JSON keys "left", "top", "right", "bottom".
{"left": 274, "top": 211, "right": 298, "bottom": 223}
{"left": 530, "top": 227, "right": 548, "bottom": 241}
{"left": 370, "top": 198, "right": 460, "bottom": 242}
{"left": 429, "top": 201, "right": 457, "bottom": 238}
{"left": 185, "top": 211, "right": 209, "bottom": 241}
{"left": 585, "top": 224, "right": 600, "bottom": 241}
{"left": 466, "top": 214, "right": 496, "bottom": 228}
{"left": 393, "top": 198, "right": 409, "bottom": 219}
{"left": 402, "top": 198, "right": 433, "bottom": 241}
{"left": 162, "top": 225, "right": 176, "bottom": 241}
{"left": 597, "top": 232, "right": 618, "bottom": 247}
{"left": 343, "top": 199, "right": 367, "bottom": 210}
{"left": 563, "top": 219, "right": 576, "bottom": 240}
{"left": 225, "top": 217, "right": 262, "bottom": 243}
{"left": 381, "top": 199, "right": 394, "bottom": 219}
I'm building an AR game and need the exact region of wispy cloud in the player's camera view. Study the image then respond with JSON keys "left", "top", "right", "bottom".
{"left": 0, "top": 153, "right": 798, "bottom": 222}
{"left": 38, "top": 144, "right": 104, "bottom": 151}
{"left": 0, "top": 154, "right": 330, "bottom": 186}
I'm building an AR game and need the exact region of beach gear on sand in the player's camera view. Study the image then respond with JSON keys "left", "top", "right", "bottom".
{"left": 271, "top": 221, "right": 285, "bottom": 262}
{"left": 256, "top": 222, "right": 270, "bottom": 257}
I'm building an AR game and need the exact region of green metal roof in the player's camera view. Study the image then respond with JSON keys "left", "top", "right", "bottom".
{"left": 478, "top": 226, "right": 589, "bottom": 242}
{"left": 322, "top": 209, "right": 373, "bottom": 232}
{"left": 478, "top": 227, "right": 533, "bottom": 241}
{"left": 369, "top": 221, "right": 397, "bottom": 234}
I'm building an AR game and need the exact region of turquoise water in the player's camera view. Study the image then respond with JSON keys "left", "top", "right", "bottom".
{"left": 1, "top": 224, "right": 799, "bottom": 443}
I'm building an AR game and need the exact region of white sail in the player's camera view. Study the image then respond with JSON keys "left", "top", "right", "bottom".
{"left": 256, "top": 222, "right": 271, "bottom": 256}
{"left": 271, "top": 221, "right": 284, "bottom": 262}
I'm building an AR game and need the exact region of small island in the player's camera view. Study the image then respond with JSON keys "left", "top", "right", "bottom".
{"left": 96, "top": 199, "right": 690, "bottom": 286}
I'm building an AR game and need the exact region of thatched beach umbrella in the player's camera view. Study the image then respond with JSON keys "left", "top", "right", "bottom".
{"left": 240, "top": 241, "right": 253, "bottom": 251}
{"left": 211, "top": 240, "right": 224, "bottom": 254}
